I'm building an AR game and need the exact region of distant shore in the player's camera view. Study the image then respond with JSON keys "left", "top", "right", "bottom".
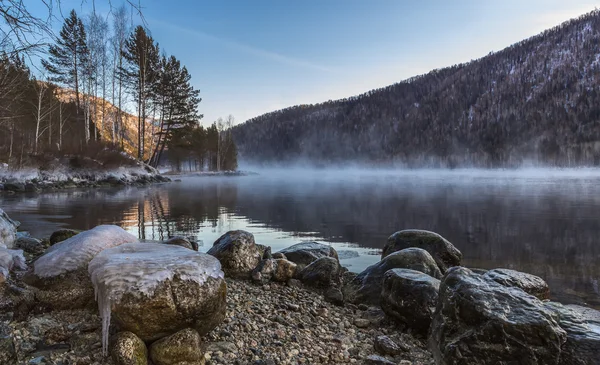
{"left": 162, "top": 170, "right": 259, "bottom": 177}
{"left": 0, "top": 166, "right": 171, "bottom": 194}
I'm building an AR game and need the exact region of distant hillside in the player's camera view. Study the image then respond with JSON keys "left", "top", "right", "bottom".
{"left": 233, "top": 10, "right": 600, "bottom": 167}
{"left": 56, "top": 88, "right": 155, "bottom": 160}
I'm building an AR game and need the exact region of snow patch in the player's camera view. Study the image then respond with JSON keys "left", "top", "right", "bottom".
{"left": 0, "top": 247, "right": 26, "bottom": 280}
{"left": 88, "top": 242, "right": 224, "bottom": 355}
{"left": 0, "top": 208, "right": 19, "bottom": 248}
{"left": 33, "top": 225, "right": 138, "bottom": 278}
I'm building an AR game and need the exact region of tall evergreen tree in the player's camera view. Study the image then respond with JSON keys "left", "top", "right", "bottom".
{"left": 150, "top": 55, "right": 201, "bottom": 167}
{"left": 121, "top": 25, "right": 159, "bottom": 159}
{"left": 41, "top": 10, "right": 88, "bottom": 111}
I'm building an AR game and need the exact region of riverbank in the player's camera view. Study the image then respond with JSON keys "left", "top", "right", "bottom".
{"left": 1, "top": 216, "right": 599, "bottom": 365}
{"left": 3, "top": 277, "right": 431, "bottom": 365}
{"left": 0, "top": 162, "right": 170, "bottom": 194}
{"left": 163, "top": 170, "right": 258, "bottom": 177}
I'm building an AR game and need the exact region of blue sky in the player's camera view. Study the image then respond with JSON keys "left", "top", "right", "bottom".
{"left": 30, "top": 0, "right": 600, "bottom": 125}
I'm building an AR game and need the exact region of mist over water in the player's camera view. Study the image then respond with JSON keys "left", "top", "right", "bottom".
{"left": 2, "top": 167, "right": 600, "bottom": 308}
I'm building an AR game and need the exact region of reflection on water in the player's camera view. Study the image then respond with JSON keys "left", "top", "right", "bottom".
{"left": 1, "top": 169, "right": 600, "bottom": 308}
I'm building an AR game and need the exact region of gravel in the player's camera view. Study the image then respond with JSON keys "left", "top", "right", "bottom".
{"left": 4, "top": 277, "right": 434, "bottom": 365}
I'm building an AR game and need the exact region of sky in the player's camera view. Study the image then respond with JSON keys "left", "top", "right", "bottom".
{"left": 28, "top": 0, "right": 600, "bottom": 126}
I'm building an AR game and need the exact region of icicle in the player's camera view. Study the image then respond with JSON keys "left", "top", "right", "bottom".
{"left": 88, "top": 242, "right": 224, "bottom": 355}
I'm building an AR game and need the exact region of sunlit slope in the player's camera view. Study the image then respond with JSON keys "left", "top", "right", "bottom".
{"left": 55, "top": 88, "right": 155, "bottom": 160}
{"left": 233, "top": 10, "right": 600, "bottom": 167}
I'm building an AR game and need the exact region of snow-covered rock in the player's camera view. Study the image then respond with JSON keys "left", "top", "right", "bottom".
{"left": 34, "top": 225, "right": 137, "bottom": 278}
{"left": 0, "top": 208, "right": 19, "bottom": 248}
{"left": 24, "top": 225, "right": 137, "bottom": 310}
{"left": 88, "top": 243, "right": 226, "bottom": 354}
{"left": 0, "top": 247, "right": 26, "bottom": 282}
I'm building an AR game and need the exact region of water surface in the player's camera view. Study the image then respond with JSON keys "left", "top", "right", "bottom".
{"left": 1, "top": 168, "right": 599, "bottom": 308}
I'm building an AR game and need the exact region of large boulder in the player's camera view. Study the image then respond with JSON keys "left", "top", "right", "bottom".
{"left": 207, "top": 230, "right": 262, "bottom": 278}
{"left": 429, "top": 267, "right": 566, "bottom": 365}
{"left": 24, "top": 225, "right": 138, "bottom": 310}
{"left": 89, "top": 243, "right": 226, "bottom": 354}
{"left": 382, "top": 230, "right": 461, "bottom": 272}
{"left": 0, "top": 208, "right": 18, "bottom": 248}
{"left": 544, "top": 302, "right": 600, "bottom": 365}
{"left": 277, "top": 242, "right": 338, "bottom": 269}
{"left": 149, "top": 328, "right": 205, "bottom": 365}
{"left": 484, "top": 268, "right": 550, "bottom": 300}
{"left": 343, "top": 248, "right": 441, "bottom": 305}
{"left": 298, "top": 257, "right": 341, "bottom": 288}
{"left": 380, "top": 269, "right": 440, "bottom": 335}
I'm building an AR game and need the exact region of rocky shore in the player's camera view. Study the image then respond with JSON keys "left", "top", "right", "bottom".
{"left": 1, "top": 211, "right": 599, "bottom": 365}
{"left": 0, "top": 160, "right": 171, "bottom": 195}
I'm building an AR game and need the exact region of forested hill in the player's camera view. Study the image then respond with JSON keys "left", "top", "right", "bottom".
{"left": 232, "top": 10, "right": 600, "bottom": 167}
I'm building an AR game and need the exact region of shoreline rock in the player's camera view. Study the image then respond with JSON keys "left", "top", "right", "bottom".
{"left": 1, "top": 215, "right": 600, "bottom": 365}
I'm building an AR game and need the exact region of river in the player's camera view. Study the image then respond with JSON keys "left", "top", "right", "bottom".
{"left": 1, "top": 168, "right": 599, "bottom": 308}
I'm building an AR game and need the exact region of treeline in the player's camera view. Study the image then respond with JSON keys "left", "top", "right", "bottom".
{"left": 0, "top": 3, "right": 238, "bottom": 171}
{"left": 168, "top": 116, "right": 238, "bottom": 172}
{"left": 233, "top": 10, "right": 600, "bottom": 168}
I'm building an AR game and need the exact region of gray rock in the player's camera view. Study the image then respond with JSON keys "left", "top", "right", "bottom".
{"left": 0, "top": 323, "right": 16, "bottom": 365}
{"left": 48, "top": 229, "right": 80, "bottom": 245}
{"left": 0, "top": 208, "right": 18, "bottom": 248}
{"left": 112, "top": 276, "right": 226, "bottom": 342}
{"left": 544, "top": 302, "right": 600, "bottom": 365}
{"left": 277, "top": 242, "right": 338, "bottom": 269}
{"left": 353, "top": 318, "right": 370, "bottom": 328}
{"left": 164, "top": 236, "right": 197, "bottom": 251}
{"left": 252, "top": 258, "right": 297, "bottom": 283}
{"left": 382, "top": 229, "right": 461, "bottom": 272}
{"left": 380, "top": 269, "right": 440, "bottom": 335}
{"left": 258, "top": 244, "right": 271, "bottom": 259}
{"left": 286, "top": 278, "right": 302, "bottom": 288}
{"left": 429, "top": 267, "right": 566, "bottom": 365}
{"left": 324, "top": 287, "right": 344, "bottom": 306}
{"left": 3, "top": 182, "right": 24, "bottom": 192}
{"left": 25, "top": 183, "right": 40, "bottom": 193}
{"left": 251, "top": 259, "right": 276, "bottom": 284}
{"left": 484, "top": 268, "right": 550, "bottom": 300}
{"left": 15, "top": 237, "right": 45, "bottom": 256}
{"left": 271, "top": 252, "right": 286, "bottom": 260}
{"left": 205, "top": 341, "right": 238, "bottom": 353}
{"left": 207, "top": 230, "right": 262, "bottom": 279}
{"left": 299, "top": 257, "right": 341, "bottom": 288}
{"left": 149, "top": 328, "right": 204, "bottom": 365}
{"left": 373, "top": 335, "right": 405, "bottom": 356}
{"left": 111, "top": 331, "right": 148, "bottom": 365}
{"left": 343, "top": 248, "right": 441, "bottom": 305}
{"left": 0, "top": 282, "right": 36, "bottom": 321}
{"left": 272, "top": 259, "right": 297, "bottom": 282}
{"left": 364, "top": 354, "right": 396, "bottom": 365}
{"left": 23, "top": 268, "right": 95, "bottom": 311}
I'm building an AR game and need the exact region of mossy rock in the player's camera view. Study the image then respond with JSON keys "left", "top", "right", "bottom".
{"left": 49, "top": 229, "right": 81, "bottom": 245}
{"left": 111, "top": 331, "right": 148, "bottom": 365}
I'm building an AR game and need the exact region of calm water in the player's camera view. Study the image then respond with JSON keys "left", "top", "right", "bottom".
{"left": 1, "top": 168, "right": 600, "bottom": 308}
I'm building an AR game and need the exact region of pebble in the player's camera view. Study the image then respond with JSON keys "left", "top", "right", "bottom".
{"left": 5, "top": 275, "right": 434, "bottom": 365}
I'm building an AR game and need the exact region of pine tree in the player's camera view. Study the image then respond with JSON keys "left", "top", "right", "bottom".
{"left": 41, "top": 10, "right": 88, "bottom": 111}
{"left": 150, "top": 55, "right": 201, "bottom": 167}
{"left": 121, "top": 25, "right": 159, "bottom": 160}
